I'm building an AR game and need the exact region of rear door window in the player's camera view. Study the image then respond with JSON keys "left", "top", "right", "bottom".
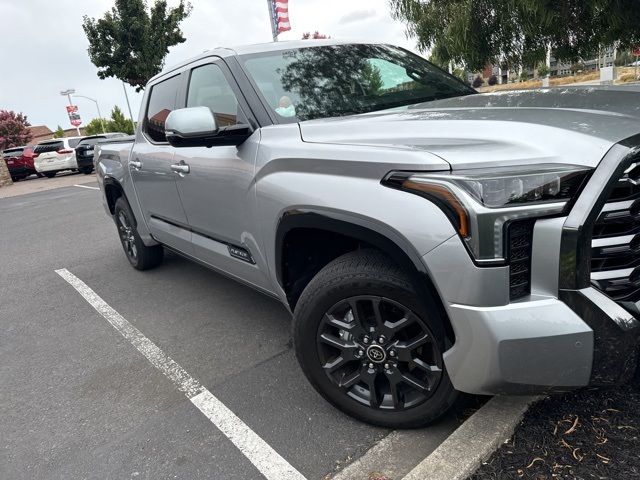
{"left": 68, "top": 138, "right": 81, "bottom": 148}
{"left": 145, "top": 74, "right": 181, "bottom": 143}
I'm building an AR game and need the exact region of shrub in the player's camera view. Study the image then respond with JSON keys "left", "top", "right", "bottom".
{"left": 488, "top": 75, "right": 498, "bottom": 85}
{"left": 472, "top": 76, "right": 484, "bottom": 88}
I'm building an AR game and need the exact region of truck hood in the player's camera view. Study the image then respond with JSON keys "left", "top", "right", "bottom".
{"left": 299, "top": 87, "right": 640, "bottom": 169}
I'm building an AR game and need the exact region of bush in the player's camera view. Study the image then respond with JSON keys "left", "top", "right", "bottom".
{"left": 537, "top": 65, "right": 550, "bottom": 77}
{"left": 519, "top": 72, "right": 529, "bottom": 82}
{"left": 488, "top": 75, "right": 498, "bottom": 85}
{"left": 472, "top": 76, "right": 484, "bottom": 88}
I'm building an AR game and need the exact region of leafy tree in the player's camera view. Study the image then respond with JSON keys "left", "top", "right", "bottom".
{"left": 84, "top": 118, "right": 109, "bottom": 136}
{"left": 537, "top": 64, "right": 550, "bottom": 78}
{"left": 0, "top": 110, "right": 31, "bottom": 187}
{"left": 362, "top": 63, "right": 384, "bottom": 95}
{"left": 391, "top": 0, "right": 640, "bottom": 71}
{"left": 107, "top": 106, "right": 135, "bottom": 134}
{"left": 0, "top": 111, "right": 31, "bottom": 151}
{"left": 302, "top": 31, "right": 330, "bottom": 39}
{"left": 53, "top": 125, "right": 65, "bottom": 138}
{"left": 82, "top": 0, "right": 192, "bottom": 91}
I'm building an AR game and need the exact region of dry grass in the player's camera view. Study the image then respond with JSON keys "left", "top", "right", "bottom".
{"left": 477, "top": 66, "right": 639, "bottom": 92}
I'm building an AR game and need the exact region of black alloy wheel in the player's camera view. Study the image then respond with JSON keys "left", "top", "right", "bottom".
{"left": 294, "top": 250, "right": 458, "bottom": 428}
{"left": 113, "top": 197, "right": 163, "bottom": 270}
{"left": 317, "top": 295, "right": 444, "bottom": 411}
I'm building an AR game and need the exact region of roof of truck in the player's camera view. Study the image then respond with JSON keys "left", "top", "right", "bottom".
{"left": 150, "top": 39, "right": 384, "bottom": 83}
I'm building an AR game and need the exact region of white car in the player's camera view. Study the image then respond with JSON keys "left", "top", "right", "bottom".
{"left": 33, "top": 137, "right": 84, "bottom": 178}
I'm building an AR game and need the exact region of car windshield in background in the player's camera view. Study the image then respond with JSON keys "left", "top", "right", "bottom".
{"left": 241, "top": 43, "right": 475, "bottom": 122}
{"left": 78, "top": 137, "right": 106, "bottom": 146}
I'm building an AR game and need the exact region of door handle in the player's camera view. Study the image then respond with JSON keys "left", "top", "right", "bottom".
{"left": 170, "top": 162, "right": 190, "bottom": 176}
{"left": 130, "top": 159, "right": 142, "bottom": 170}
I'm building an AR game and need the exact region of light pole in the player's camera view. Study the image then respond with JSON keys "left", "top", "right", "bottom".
{"left": 60, "top": 89, "right": 80, "bottom": 135}
{"left": 73, "top": 94, "right": 107, "bottom": 134}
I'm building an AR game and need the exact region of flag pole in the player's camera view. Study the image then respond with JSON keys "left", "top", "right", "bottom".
{"left": 267, "top": 0, "right": 278, "bottom": 42}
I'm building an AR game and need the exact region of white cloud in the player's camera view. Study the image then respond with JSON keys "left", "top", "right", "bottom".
{"left": 0, "top": 0, "right": 419, "bottom": 131}
{"left": 338, "top": 9, "right": 377, "bottom": 25}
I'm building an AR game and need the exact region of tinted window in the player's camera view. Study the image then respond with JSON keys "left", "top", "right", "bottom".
{"left": 68, "top": 138, "right": 82, "bottom": 148}
{"left": 78, "top": 137, "right": 106, "bottom": 146}
{"left": 3, "top": 148, "right": 24, "bottom": 157}
{"left": 34, "top": 142, "right": 63, "bottom": 154}
{"left": 187, "top": 64, "right": 243, "bottom": 127}
{"left": 145, "top": 75, "right": 181, "bottom": 142}
{"left": 242, "top": 44, "right": 474, "bottom": 121}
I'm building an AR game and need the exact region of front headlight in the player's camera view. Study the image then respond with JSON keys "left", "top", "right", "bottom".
{"left": 383, "top": 164, "right": 592, "bottom": 263}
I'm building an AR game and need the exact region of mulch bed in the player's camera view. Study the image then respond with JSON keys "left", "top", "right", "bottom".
{"left": 470, "top": 381, "right": 640, "bottom": 479}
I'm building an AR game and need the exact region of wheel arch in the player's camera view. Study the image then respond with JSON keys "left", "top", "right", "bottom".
{"left": 275, "top": 211, "right": 455, "bottom": 342}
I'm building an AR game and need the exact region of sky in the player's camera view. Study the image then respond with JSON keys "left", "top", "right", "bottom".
{"left": 0, "top": 0, "right": 421, "bottom": 130}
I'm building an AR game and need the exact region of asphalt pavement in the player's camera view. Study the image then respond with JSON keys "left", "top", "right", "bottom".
{"left": 1, "top": 183, "right": 461, "bottom": 479}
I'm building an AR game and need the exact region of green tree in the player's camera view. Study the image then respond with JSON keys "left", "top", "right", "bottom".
{"left": 84, "top": 118, "right": 109, "bottom": 135}
{"left": 362, "top": 63, "right": 384, "bottom": 95}
{"left": 53, "top": 125, "right": 65, "bottom": 138}
{"left": 107, "top": 106, "right": 135, "bottom": 134}
{"left": 391, "top": 0, "right": 640, "bottom": 71}
{"left": 537, "top": 64, "right": 550, "bottom": 78}
{"left": 82, "top": 0, "right": 192, "bottom": 91}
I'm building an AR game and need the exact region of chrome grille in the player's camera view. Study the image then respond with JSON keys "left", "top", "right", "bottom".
{"left": 590, "top": 161, "right": 640, "bottom": 303}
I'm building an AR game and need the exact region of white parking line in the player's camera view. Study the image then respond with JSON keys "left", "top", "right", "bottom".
{"left": 55, "top": 268, "right": 306, "bottom": 480}
{"left": 73, "top": 184, "right": 99, "bottom": 190}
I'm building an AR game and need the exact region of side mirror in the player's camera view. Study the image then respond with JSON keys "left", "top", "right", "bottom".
{"left": 165, "top": 107, "right": 219, "bottom": 147}
{"left": 165, "top": 106, "right": 253, "bottom": 148}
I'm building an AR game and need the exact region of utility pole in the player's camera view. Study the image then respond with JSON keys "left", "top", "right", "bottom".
{"left": 122, "top": 82, "right": 135, "bottom": 124}
{"left": 74, "top": 94, "right": 106, "bottom": 134}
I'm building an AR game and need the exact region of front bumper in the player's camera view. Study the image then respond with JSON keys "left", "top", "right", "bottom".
{"left": 425, "top": 136, "right": 640, "bottom": 395}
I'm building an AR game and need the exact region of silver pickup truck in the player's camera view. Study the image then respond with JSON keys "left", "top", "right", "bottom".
{"left": 96, "top": 39, "right": 640, "bottom": 428}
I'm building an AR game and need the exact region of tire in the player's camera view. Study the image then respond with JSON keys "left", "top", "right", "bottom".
{"left": 114, "top": 196, "right": 163, "bottom": 270}
{"left": 80, "top": 167, "right": 93, "bottom": 175}
{"left": 293, "top": 250, "right": 458, "bottom": 428}
{"left": 43, "top": 172, "right": 56, "bottom": 178}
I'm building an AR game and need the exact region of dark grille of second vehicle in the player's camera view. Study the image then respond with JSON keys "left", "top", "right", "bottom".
{"left": 590, "top": 159, "right": 640, "bottom": 309}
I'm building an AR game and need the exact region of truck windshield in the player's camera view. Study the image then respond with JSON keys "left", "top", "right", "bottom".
{"left": 241, "top": 43, "right": 475, "bottom": 122}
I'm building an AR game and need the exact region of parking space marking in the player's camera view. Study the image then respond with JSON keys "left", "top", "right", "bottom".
{"left": 55, "top": 268, "right": 306, "bottom": 480}
{"left": 73, "top": 184, "right": 100, "bottom": 190}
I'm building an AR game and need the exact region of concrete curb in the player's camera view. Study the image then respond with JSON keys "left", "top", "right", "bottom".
{"left": 402, "top": 396, "right": 540, "bottom": 480}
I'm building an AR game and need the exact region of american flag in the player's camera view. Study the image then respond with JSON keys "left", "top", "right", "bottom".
{"left": 269, "top": 0, "right": 291, "bottom": 38}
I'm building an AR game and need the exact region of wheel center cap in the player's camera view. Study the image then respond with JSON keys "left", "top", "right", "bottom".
{"left": 366, "top": 345, "right": 386, "bottom": 363}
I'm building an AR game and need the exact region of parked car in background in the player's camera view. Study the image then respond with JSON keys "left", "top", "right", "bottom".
{"left": 33, "top": 137, "right": 83, "bottom": 178}
{"left": 2, "top": 146, "right": 37, "bottom": 181}
{"left": 75, "top": 133, "right": 127, "bottom": 174}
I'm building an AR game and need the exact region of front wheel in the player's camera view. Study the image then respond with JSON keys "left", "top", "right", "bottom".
{"left": 80, "top": 167, "right": 93, "bottom": 175}
{"left": 293, "top": 250, "right": 458, "bottom": 428}
{"left": 43, "top": 172, "right": 56, "bottom": 178}
{"left": 114, "top": 197, "right": 163, "bottom": 270}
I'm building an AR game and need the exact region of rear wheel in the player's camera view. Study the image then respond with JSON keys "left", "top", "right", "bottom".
{"left": 293, "top": 250, "right": 458, "bottom": 428}
{"left": 114, "top": 197, "right": 163, "bottom": 270}
{"left": 80, "top": 167, "right": 93, "bottom": 175}
{"left": 43, "top": 172, "right": 56, "bottom": 178}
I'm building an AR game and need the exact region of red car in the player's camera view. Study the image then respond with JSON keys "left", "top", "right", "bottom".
{"left": 2, "top": 146, "right": 38, "bottom": 181}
